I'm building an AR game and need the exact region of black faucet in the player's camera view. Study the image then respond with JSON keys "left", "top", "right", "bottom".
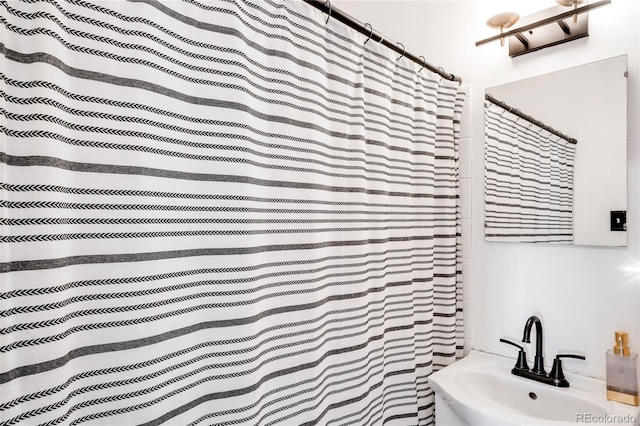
{"left": 500, "top": 315, "right": 586, "bottom": 388}
{"left": 522, "top": 315, "right": 545, "bottom": 375}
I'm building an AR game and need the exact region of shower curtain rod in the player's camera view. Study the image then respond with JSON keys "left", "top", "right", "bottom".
{"left": 485, "top": 94, "right": 577, "bottom": 144}
{"left": 301, "top": 0, "right": 462, "bottom": 83}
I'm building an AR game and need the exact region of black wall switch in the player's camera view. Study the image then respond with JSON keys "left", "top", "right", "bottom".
{"left": 610, "top": 211, "right": 627, "bottom": 231}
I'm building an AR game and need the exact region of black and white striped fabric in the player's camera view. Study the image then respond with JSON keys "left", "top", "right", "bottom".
{"left": 1, "top": 0, "right": 464, "bottom": 424}
{"left": 485, "top": 99, "right": 576, "bottom": 244}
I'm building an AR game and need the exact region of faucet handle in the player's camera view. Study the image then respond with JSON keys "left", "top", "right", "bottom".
{"left": 549, "top": 354, "right": 586, "bottom": 381}
{"left": 499, "top": 338, "right": 529, "bottom": 371}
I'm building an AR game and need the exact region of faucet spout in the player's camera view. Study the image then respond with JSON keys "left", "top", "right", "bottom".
{"left": 522, "top": 315, "right": 545, "bottom": 375}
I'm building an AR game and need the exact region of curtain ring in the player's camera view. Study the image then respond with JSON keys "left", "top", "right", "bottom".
{"left": 364, "top": 23, "right": 373, "bottom": 45}
{"left": 324, "top": 0, "right": 331, "bottom": 24}
{"left": 513, "top": 108, "right": 521, "bottom": 119}
{"left": 418, "top": 55, "right": 426, "bottom": 74}
{"left": 396, "top": 42, "right": 405, "bottom": 60}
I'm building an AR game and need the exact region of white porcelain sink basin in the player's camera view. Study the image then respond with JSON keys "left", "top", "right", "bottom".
{"left": 429, "top": 350, "right": 640, "bottom": 426}
{"left": 456, "top": 370, "right": 607, "bottom": 422}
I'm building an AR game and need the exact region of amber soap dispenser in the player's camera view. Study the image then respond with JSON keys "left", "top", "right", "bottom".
{"left": 606, "top": 331, "right": 639, "bottom": 406}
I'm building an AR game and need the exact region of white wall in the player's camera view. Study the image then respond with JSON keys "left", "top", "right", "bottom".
{"left": 330, "top": 0, "right": 640, "bottom": 380}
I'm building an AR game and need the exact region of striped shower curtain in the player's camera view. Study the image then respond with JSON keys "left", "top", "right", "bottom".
{"left": 1, "top": 0, "right": 465, "bottom": 424}
{"left": 485, "top": 99, "right": 576, "bottom": 243}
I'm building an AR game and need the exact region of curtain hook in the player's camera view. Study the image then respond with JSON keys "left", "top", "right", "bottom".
{"left": 438, "top": 67, "right": 445, "bottom": 81}
{"left": 364, "top": 23, "right": 373, "bottom": 45}
{"left": 324, "top": 0, "right": 331, "bottom": 24}
{"left": 418, "top": 55, "right": 426, "bottom": 74}
{"left": 513, "top": 109, "right": 521, "bottom": 121}
{"left": 396, "top": 42, "right": 405, "bottom": 61}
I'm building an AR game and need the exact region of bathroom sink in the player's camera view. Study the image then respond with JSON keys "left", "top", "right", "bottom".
{"left": 455, "top": 370, "right": 607, "bottom": 422}
{"left": 428, "top": 350, "right": 640, "bottom": 425}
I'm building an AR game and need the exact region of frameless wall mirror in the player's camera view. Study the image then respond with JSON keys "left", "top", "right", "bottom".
{"left": 484, "top": 55, "right": 628, "bottom": 246}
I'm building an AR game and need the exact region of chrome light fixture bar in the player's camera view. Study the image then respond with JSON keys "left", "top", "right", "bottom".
{"left": 476, "top": 0, "right": 611, "bottom": 57}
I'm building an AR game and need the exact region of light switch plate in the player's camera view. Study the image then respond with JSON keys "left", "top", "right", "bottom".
{"left": 610, "top": 211, "right": 627, "bottom": 232}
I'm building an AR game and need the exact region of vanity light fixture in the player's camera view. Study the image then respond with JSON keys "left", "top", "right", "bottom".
{"left": 556, "top": 0, "right": 585, "bottom": 23}
{"left": 486, "top": 12, "right": 520, "bottom": 47}
{"left": 476, "top": 0, "right": 611, "bottom": 57}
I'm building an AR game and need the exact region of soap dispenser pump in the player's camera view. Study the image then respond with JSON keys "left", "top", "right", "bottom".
{"left": 606, "top": 331, "right": 639, "bottom": 406}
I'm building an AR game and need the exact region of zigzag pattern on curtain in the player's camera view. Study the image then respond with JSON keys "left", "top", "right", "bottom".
{"left": 485, "top": 100, "right": 576, "bottom": 244}
{"left": 1, "top": 0, "right": 464, "bottom": 424}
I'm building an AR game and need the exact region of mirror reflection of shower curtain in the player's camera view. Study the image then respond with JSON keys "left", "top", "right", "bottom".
{"left": 485, "top": 101, "right": 576, "bottom": 243}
